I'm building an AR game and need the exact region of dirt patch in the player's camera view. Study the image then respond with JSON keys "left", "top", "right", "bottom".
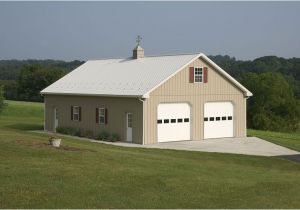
{"left": 15, "top": 140, "right": 95, "bottom": 152}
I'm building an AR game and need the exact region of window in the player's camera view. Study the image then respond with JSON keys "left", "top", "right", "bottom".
{"left": 222, "top": 116, "right": 226, "bottom": 120}
{"left": 177, "top": 118, "right": 183, "bottom": 123}
{"left": 157, "top": 119, "right": 162, "bottom": 124}
{"left": 55, "top": 108, "right": 59, "bottom": 120}
{"left": 228, "top": 116, "right": 233, "bottom": 120}
{"left": 164, "top": 119, "right": 169, "bottom": 124}
{"left": 99, "top": 108, "right": 105, "bottom": 124}
{"left": 204, "top": 117, "right": 208, "bottom": 121}
{"left": 127, "top": 113, "right": 133, "bottom": 128}
{"left": 209, "top": 117, "right": 214, "bottom": 121}
{"left": 184, "top": 118, "right": 189, "bottom": 122}
{"left": 216, "top": 117, "right": 220, "bottom": 121}
{"left": 194, "top": 67, "right": 203, "bottom": 83}
{"left": 73, "top": 106, "right": 80, "bottom": 121}
{"left": 171, "top": 119, "right": 176, "bottom": 123}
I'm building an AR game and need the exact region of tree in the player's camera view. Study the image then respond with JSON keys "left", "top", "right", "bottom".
{"left": 241, "top": 72, "right": 300, "bottom": 132}
{"left": 17, "top": 64, "right": 66, "bottom": 102}
{"left": 0, "top": 85, "right": 5, "bottom": 113}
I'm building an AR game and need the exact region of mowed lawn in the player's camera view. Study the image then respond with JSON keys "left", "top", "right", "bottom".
{"left": 1, "top": 101, "right": 300, "bottom": 209}
{"left": 248, "top": 129, "right": 300, "bottom": 152}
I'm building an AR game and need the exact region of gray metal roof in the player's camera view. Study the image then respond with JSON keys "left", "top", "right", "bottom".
{"left": 41, "top": 53, "right": 252, "bottom": 98}
{"left": 41, "top": 53, "right": 200, "bottom": 97}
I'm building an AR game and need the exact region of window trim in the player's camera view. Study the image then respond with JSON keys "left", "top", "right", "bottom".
{"left": 72, "top": 106, "right": 80, "bottom": 121}
{"left": 194, "top": 67, "right": 203, "bottom": 83}
{"left": 98, "top": 107, "right": 106, "bottom": 125}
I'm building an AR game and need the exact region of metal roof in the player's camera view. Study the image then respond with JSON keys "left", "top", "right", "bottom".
{"left": 41, "top": 53, "right": 252, "bottom": 98}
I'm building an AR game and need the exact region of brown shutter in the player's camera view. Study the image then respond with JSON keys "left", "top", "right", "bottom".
{"left": 189, "top": 67, "right": 194, "bottom": 83}
{"left": 79, "top": 107, "right": 82, "bottom": 121}
{"left": 71, "top": 106, "right": 73, "bottom": 120}
{"left": 203, "top": 67, "right": 208, "bottom": 83}
{"left": 105, "top": 108, "right": 108, "bottom": 124}
{"left": 96, "top": 108, "right": 99, "bottom": 124}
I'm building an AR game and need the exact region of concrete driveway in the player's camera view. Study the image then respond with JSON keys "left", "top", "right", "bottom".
{"left": 34, "top": 131, "right": 299, "bottom": 157}
{"left": 107, "top": 137, "right": 300, "bottom": 157}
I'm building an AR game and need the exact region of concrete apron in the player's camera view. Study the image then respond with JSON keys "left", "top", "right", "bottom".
{"left": 101, "top": 137, "right": 300, "bottom": 157}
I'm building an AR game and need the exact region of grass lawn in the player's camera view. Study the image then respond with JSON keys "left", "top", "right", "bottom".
{"left": 1, "top": 100, "right": 300, "bottom": 208}
{"left": 248, "top": 129, "right": 300, "bottom": 152}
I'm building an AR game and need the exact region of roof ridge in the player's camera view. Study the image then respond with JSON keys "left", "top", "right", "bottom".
{"left": 144, "top": 52, "right": 201, "bottom": 58}
{"left": 88, "top": 52, "right": 201, "bottom": 61}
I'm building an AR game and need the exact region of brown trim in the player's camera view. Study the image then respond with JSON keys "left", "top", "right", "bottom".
{"left": 105, "top": 108, "right": 108, "bottom": 124}
{"left": 203, "top": 67, "right": 208, "bottom": 83}
{"left": 79, "top": 107, "right": 82, "bottom": 121}
{"left": 189, "top": 67, "right": 194, "bottom": 83}
{"left": 71, "top": 106, "right": 73, "bottom": 120}
{"left": 96, "top": 108, "right": 99, "bottom": 124}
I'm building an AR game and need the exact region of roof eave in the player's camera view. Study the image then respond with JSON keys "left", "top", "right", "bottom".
{"left": 41, "top": 91, "right": 143, "bottom": 98}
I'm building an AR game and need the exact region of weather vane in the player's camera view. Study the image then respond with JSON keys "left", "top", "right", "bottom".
{"left": 136, "top": 35, "right": 142, "bottom": 45}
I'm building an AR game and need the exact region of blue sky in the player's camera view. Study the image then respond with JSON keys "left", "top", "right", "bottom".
{"left": 0, "top": 1, "right": 300, "bottom": 61}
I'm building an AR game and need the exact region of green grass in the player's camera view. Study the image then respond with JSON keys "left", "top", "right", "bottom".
{"left": 248, "top": 129, "right": 300, "bottom": 152}
{"left": 1, "top": 100, "right": 300, "bottom": 208}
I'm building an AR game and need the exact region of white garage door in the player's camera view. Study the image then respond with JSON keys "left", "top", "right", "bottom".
{"left": 204, "top": 102, "right": 234, "bottom": 139}
{"left": 157, "top": 103, "right": 191, "bottom": 142}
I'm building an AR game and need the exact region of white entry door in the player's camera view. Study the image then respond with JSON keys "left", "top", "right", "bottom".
{"left": 204, "top": 102, "right": 234, "bottom": 139}
{"left": 126, "top": 113, "right": 133, "bottom": 142}
{"left": 157, "top": 103, "right": 191, "bottom": 142}
{"left": 54, "top": 107, "right": 58, "bottom": 131}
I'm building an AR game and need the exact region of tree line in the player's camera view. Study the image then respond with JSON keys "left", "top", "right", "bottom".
{"left": 210, "top": 55, "right": 300, "bottom": 132}
{"left": 0, "top": 60, "right": 84, "bottom": 102}
{"left": 0, "top": 56, "right": 299, "bottom": 132}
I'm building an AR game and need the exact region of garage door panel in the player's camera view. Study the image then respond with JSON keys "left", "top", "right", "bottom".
{"left": 157, "top": 103, "right": 190, "bottom": 142}
{"left": 204, "top": 102, "right": 234, "bottom": 139}
{"left": 204, "top": 121, "right": 233, "bottom": 139}
{"left": 158, "top": 123, "right": 190, "bottom": 142}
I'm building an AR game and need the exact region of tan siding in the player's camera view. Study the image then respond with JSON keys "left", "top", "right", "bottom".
{"left": 44, "top": 95, "right": 143, "bottom": 144}
{"left": 144, "top": 57, "right": 246, "bottom": 144}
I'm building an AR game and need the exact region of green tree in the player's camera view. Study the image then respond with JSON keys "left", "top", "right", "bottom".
{"left": 17, "top": 64, "right": 65, "bottom": 102}
{"left": 242, "top": 72, "right": 300, "bottom": 132}
{"left": 0, "top": 85, "right": 5, "bottom": 113}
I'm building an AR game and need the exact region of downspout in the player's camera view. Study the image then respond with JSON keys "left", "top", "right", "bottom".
{"left": 138, "top": 97, "right": 145, "bottom": 145}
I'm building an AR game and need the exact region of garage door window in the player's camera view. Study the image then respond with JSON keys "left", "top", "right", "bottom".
{"left": 205, "top": 116, "right": 233, "bottom": 121}
{"left": 157, "top": 118, "right": 191, "bottom": 124}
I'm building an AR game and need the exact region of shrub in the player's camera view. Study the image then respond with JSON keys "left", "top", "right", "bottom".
{"left": 56, "top": 126, "right": 80, "bottom": 136}
{"left": 97, "top": 131, "right": 110, "bottom": 141}
{"left": 82, "top": 130, "right": 94, "bottom": 139}
{"left": 110, "top": 133, "right": 120, "bottom": 142}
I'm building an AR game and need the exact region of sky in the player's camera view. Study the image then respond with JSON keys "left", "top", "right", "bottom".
{"left": 0, "top": 1, "right": 300, "bottom": 61}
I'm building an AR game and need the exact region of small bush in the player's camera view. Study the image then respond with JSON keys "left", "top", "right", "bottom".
{"left": 82, "top": 130, "right": 94, "bottom": 139}
{"left": 97, "top": 131, "right": 110, "bottom": 141}
{"left": 110, "top": 133, "right": 120, "bottom": 142}
{"left": 56, "top": 126, "right": 80, "bottom": 136}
